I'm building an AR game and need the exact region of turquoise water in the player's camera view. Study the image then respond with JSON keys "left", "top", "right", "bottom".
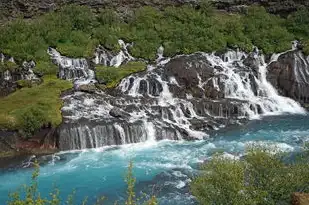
{"left": 1, "top": 115, "right": 309, "bottom": 204}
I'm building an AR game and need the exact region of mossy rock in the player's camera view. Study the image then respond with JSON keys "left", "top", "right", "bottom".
{"left": 95, "top": 61, "right": 146, "bottom": 88}
{"left": 77, "top": 84, "right": 96, "bottom": 93}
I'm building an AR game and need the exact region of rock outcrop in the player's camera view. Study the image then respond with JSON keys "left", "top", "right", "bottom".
{"left": 0, "top": 55, "right": 40, "bottom": 97}
{"left": 57, "top": 48, "right": 305, "bottom": 150}
{"left": 0, "top": 127, "right": 59, "bottom": 158}
{"left": 267, "top": 50, "right": 309, "bottom": 104}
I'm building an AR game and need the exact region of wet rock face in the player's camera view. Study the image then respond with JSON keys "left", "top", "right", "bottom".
{"left": 0, "top": 55, "right": 39, "bottom": 97}
{"left": 58, "top": 48, "right": 305, "bottom": 151}
{"left": 267, "top": 50, "right": 309, "bottom": 104}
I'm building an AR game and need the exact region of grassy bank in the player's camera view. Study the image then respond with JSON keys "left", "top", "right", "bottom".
{"left": 0, "top": 75, "right": 72, "bottom": 136}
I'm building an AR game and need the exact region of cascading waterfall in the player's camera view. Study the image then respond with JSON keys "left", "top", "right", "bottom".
{"left": 93, "top": 39, "right": 134, "bottom": 67}
{"left": 47, "top": 47, "right": 94, "bottom": 84}
{"left": 57, "top": 43, "right": 307, "bottom": 150}
{"left": 203, "top": 49, "right": 306, "bottom": 119}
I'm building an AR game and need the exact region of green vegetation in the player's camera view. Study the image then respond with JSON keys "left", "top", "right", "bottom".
{"left": 33, "top": 61, "right": 58, "bottom": 76}
{"left": 95, "top": 61, "right": 146, "bottom": 88}
{"left": 0, "top": 61, "right": 19, "bottom": 72}
{"left": 7, "top": 162, "right": 157, "bottom": 205}
{"left": 1, "top": 3, "right": 309, "bottom": 66}
{"left": 0, "top": 75, "right": 72, "bottom": 135}
{"left": 191, "top": 148, "right": 309, "bottom": 205}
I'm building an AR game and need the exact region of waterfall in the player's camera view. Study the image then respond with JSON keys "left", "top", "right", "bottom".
{"left": 93, "top": 39, "right": 134, "bottom": 67}
{"left": 58, "top": 45, "right": 307, "bottom": 150}
{"left": 47, "top": 47, "right": 95, "bottom": 85}
{"left": 204, "top": 50, "right": 306, "bottom": 118}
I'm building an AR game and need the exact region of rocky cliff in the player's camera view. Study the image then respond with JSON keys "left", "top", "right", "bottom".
{"left": 0, "top": 0, "right": 308, "bottom": 23}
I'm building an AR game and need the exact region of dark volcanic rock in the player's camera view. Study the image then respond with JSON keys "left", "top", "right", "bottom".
{"left": 267, "top": 50, "right": 309, "bottom": 104}
{"left": 1, "top": 0, "right": 308, "bottom": 23}
{"left": 109, "top": 107, "right": 129, "bottom": 118}
{"left": 0, "top": 56, "right": 40, "bottom": 97}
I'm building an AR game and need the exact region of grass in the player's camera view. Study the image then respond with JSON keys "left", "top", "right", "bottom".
{"left": 95, "top": 61, "right": 146, "bottom": 88}
{"left": 0, "top": 75, "right": 72, "bottom": 131}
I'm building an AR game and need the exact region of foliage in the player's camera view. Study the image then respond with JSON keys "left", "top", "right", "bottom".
{"left": 17, "top": 106, "right": 47, "bottom": 138}
{"left": 1, "top": 4, "right": 309, "bottom": 64}
{"left": 95, "top": 61, "right": 146, "bottom": 88}
{"left": 243, "top": 6, "right": 293, "bottom": 54}
{"left": 303, "top": 40, "right": 309, "bottom": 56}
{"left": 0, "top": 75, "right": 72, "bottom": 133}
{"left": 7, "top": 161, "right": 157, "bottom": 205}
{"left": 0, "top": 61, "right": 19, "bottom": 72}
{"left": 287, "top": 8, "right": 309, "bottom": 40}
{"left": 125, "top": 161, "right": 136, "bottom": 205}
{"left": 33, "top": 61, "right": 58, "bottom": 75}
{"left": 16, "top": 80, "right": 38, "bottom": 88}
{"left": 191, "top": 149, "right": 309, "bottom": 205}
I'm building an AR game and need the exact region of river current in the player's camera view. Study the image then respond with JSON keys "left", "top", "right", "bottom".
{"left": 0, "top": 114, "right": 308, "bottom": 204}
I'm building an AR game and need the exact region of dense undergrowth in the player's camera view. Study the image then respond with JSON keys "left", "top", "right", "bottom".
{"left": 0, "top": 2, "right": 308, "bottom": 66}
{"left": 191, "top": 147, "right": 309, "bottom": 205}
{"left": 0, "top": 76, "right": 72, "bottom": 136}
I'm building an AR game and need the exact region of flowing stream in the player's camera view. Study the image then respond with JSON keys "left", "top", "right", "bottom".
{"left": 0, "top": 115, "right": 309, "bottom": 204}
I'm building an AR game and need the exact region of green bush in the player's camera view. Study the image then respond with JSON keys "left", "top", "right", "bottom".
{"left": 191, "top": 149, "right": 309, "bottom": 205}
{"left": 0, "top": 4, "right": 309, "bottom": 63}
{"left": 0, "top": 61, "right": 19, "bottom": 72}
{"left": 16, "top": 106, "right": 47, "bottom": 138}
{"left": 95, "top": 61, "right": 146, "bottom": 88}
{"left": 243, "top": 6, "right": 293, "bottom": 54}
{"left": 287, "top": 8, "right": 309, "bottom": 40}
{"left": 303, "top": 40, "right": 309, "bottom": 56}
{"left": 33, "top": 61, "right": 58, "bottom": 75}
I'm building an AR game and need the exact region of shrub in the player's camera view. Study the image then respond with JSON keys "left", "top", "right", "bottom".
{"left": 243, "top": 6, "right": 293, "bottom": 54}
{"left": 287, "top": 8, "right": 309, "bottom": 40}
{"left": 95, "top": 61, "right": 146, "bottom": 88}
{"left": 0, "top": 4, "right": 308, "bottom": 62}
{"left": 33, "top": 61, "right": 58, "bottom": 75}
{"left": 16, "top": 106, "right": 47, "bottom": 138}
{"left": 0, "top": 61, "right": 19, "bottom": 72}
{"left": 303, "top": 40, "right": 309, "bottom": 56}
{"left": 191, "top": 149, "right": 309, "bottom": 205}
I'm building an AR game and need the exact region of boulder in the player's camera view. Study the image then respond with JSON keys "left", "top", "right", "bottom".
{"left": 76, "top": 84, "right": 96, "bottom": 93}
{"left": 109, "top": 107, "right": 129, "bottom": 118}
